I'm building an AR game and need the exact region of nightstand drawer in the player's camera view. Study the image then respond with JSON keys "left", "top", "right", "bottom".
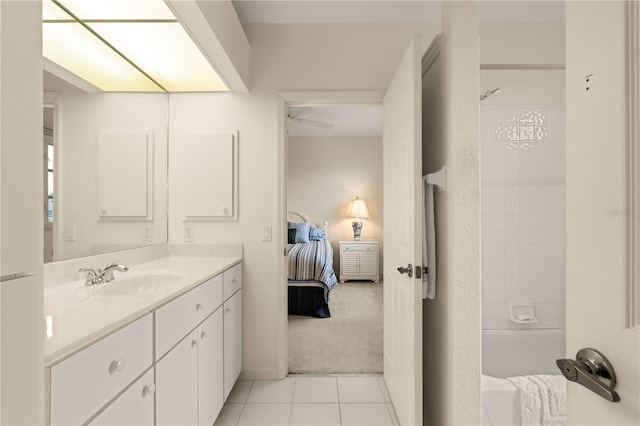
{"left": 341, "top": 243, "right": 377, "bottom": 252}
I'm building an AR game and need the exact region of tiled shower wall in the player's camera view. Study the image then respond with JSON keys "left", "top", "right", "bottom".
{"left": 481, "top": 105, "right": 566, "bottom": 330}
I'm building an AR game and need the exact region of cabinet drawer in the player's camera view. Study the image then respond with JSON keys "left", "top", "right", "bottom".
{"left": 49, "top": 314, "right": 153, "bottom": 426}
{"left": 89, "top": 368, "right": 155, "bottom": 426}
{"left": 155, "top": 274, "right": 223, "bottom": 359}
{"left": 341, "top": 243, "right": 377, "bottom": 252}
{"left": 223, "top": 263, "right": 242, "bottom": 301}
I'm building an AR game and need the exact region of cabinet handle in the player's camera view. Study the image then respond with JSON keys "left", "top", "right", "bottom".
{"left": 196, "top": 302, "right": 204, "bottom": 311}
{"left": 232, "top": 278, "right": 237, "bottom": 283}
{"left": 200, "top": 331, "right": 207, "bottom": 339}
{"left": 143, "top": 383, "right": 156, "bottom": 397}
{"left": 225, "top": 308, "right": 231, "bottom": 315}
{"left": 191, "top": 339, "right": 198, "bottom": 348}
{"left": 109, "top": 358, "right": 126, "bottom": 374}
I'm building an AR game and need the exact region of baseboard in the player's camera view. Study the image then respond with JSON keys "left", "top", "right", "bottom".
{"left": 239, "top": 367, "right": 285, "bottom": 381}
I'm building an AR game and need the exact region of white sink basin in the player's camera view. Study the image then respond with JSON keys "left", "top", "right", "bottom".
{"left": 95, "top": 273, "right": 182, "bottom": 297}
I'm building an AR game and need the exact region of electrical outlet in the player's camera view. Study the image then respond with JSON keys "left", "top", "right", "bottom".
{"left": 184, "top": 224, "right": 194, "bottom": 242}
{"left": 142, "top": 226, "right": 153, "bottom": 242}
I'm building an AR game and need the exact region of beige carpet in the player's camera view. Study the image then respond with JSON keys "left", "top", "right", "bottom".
{"left": 288, "top": 281, "right": 383, "bottom": 374}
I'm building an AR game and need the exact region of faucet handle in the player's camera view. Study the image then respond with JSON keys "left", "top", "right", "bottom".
{"left": 79, "top": 268, "right": 98, "bottom": 286}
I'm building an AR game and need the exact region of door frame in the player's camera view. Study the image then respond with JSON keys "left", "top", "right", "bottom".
{"left": 43, "top": 92, "right": 60, "bottom": 262}
{"left": 275, "top": 91, "right": 385, "bottom": 377}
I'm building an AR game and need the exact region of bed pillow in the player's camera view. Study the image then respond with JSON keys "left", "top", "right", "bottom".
{"left": 309, "top": 227, "right": 325, "bottom": 241}
{"left": 287, "top": 228, "right": 296, "bottom": 244}
{"left": 288, "top": 221, "right": 310, "bottom": 243}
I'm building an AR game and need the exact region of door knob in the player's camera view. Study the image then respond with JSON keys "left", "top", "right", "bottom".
{"left": 397, "top": 264, "right": 413, "bottom": 277}
{"left": 556, "top": 348, "right": 620, "bottom": 402}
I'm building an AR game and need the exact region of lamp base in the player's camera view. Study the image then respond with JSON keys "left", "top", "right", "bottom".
{"left": 352, "top": 220, "right": 363, "bottom": 240}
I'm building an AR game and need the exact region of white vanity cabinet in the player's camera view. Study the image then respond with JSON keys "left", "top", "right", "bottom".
{"left": 46, "top": 261, "right": 242, "bottom": 426}
{"left": 88, "top": 368, "right": 156, "bottom": 426}
{"left": 154, "top": 273, "right": 223, "bottom": 360}
{"left": 155, "top": 329, "right": 199, "bottom": 425}
{"left": 155, "top": 309, "right": 224, "bottom": 426}
{"left": 197, "top": 308, "right": 225, "bottom": 426}
{"left": 156, "top": 263, "right": 241, "bottom": 425}
{"left": 223, "top": 264, "right": 242, "bottom": 398}
{"left": 48, "top": 314, "right": 153, "bottom": 426}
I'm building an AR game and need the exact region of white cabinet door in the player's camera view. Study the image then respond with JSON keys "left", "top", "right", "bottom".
{"left": 156, "top": 330, "right": 198, "bottom": 426}
{"left": 89, "top": 369, "right": 155, "bottom": 426}
{"left": 341, "top": 252, "right": 359, "bottom": 276}
{"left": 49, "top": 314, "right": 153, "bottom": 426}
{"left": 223, "top": 290, "right": 242, "bottom": 399}
{"left": 198, "top": 309, "right": 224, "bottom": 426}
{"left": 358, "top": 252, "right": 378, "bottom": 276}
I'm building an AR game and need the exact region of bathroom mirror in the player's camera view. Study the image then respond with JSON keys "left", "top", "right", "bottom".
{"left": 43, "top": 70, "right": 168, "bottom": 263}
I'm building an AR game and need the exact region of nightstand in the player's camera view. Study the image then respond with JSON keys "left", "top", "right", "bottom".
{"left": 339, "top": 240, "right": 380, "bottom": 283}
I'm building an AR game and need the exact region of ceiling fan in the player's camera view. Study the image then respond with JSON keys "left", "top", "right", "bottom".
{"left": 287, "top": 107, "right": 333, "bottom": 130}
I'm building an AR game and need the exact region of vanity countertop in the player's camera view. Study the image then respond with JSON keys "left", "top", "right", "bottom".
{"left": 44, "top": 256, "right": 242, "bottom": 366}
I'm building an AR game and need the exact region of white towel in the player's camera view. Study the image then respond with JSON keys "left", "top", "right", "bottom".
{"left": 422, "top": 179, "right": 436, "bottom": 299}
{"left": 506, "top": 375, "right": 567, "bottom": 426}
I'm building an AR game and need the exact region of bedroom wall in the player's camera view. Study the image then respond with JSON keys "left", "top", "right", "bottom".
{"left": 287, "top": 136, "right": 383, "bottom": 277}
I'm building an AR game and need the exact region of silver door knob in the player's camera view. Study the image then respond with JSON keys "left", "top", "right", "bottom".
{"left": 397, "top": 264, "right": 413, "bottom": 277}
{"left": 556, "top": 348, "right": 620, "bottom": 402}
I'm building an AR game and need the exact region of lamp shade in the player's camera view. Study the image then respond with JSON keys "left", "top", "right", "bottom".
{"left": 348, "top": 197, "right": 370, "bottom": 219}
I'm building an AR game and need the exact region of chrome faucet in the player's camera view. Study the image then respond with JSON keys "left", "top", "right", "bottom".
{"left": 100, "top": 262, "right": 129, "bottom": 283}
{"left": 79, "top": 262, "right": 129, "bottom": 286}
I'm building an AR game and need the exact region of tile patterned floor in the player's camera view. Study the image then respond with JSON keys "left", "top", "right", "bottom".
{"left": 214, "top": 375, "right": 400, "bottom": 426}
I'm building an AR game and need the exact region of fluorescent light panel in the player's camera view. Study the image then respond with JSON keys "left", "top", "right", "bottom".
{"left": 55, "top": 0, "right": 175, "bottom": 20}
{"left": 43, "top": 0, "right": 229, "bottom": 92}
{"left": 88, "top": 23, "right": 228, "bottom": 92}
{"left": 43, "top": 22, "right": 163, "bottom": 92}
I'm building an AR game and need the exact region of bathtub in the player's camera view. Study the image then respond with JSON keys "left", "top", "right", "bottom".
{"left": 481, "top": 329, "right": 565, "bottom": 426}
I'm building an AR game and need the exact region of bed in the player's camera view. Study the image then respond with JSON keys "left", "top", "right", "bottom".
{"left": 287, "top": 211, "right": 338, "bottom": 318}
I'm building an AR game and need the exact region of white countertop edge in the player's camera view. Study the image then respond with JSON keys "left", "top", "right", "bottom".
{"left": 44, "top": 256, "right": 242, "bottom": 367}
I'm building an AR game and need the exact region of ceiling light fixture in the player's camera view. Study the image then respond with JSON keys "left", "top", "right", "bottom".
{"left": 42, "top": 0, "right": 229, "bottom": 92}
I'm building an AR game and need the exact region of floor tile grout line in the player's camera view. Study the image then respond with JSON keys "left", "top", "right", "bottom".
{"left": 234, "top": 380, "right": 254, "bottom": 425}
{"left": 288, "top": 377, "right": 297, "bottom": 425}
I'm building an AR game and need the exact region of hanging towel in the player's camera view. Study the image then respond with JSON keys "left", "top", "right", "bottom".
{"left": 506, "top": 375, "right": 567, "bottom": 426}
{"left": 422, "top": 179, "right": 437, "bottom": 299}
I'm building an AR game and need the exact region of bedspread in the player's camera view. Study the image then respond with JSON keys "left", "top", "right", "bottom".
{"left": 286, "top": 239, "right": 338, "bottom": 295}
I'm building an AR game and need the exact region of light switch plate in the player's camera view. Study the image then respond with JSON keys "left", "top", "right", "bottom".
{"left": 262, "top": 224, "right": 272, "bottom": 241}
{"left": 64, "top": 225, "right": 76, "bottom": 242}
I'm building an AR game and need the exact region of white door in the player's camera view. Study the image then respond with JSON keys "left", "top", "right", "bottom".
{"left": 566, "top": 1, "right": 640, "bottom": 423}
{"left": 383, "top": 34, "right": 423, "bottom": 426}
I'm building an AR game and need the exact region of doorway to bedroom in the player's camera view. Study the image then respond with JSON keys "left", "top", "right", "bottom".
{"left": 285, "top": 103, "right": 385, "bottom": 374}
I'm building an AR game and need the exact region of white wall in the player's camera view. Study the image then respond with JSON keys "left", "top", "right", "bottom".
{"left": 168, "top": 23, "right": 440, "bottom": 379}
{"left": 45, "top": 75, "right": 168, "bottom": 261}
{"left": 0, "top": 1, "right": 44, "bottom": 423}
{"left": 287, "top": 136, "right": 383, "bottom": 276}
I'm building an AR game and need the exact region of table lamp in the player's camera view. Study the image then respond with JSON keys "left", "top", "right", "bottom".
{"left": 348, "top": 196, "right": 369, "bottom": 240}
